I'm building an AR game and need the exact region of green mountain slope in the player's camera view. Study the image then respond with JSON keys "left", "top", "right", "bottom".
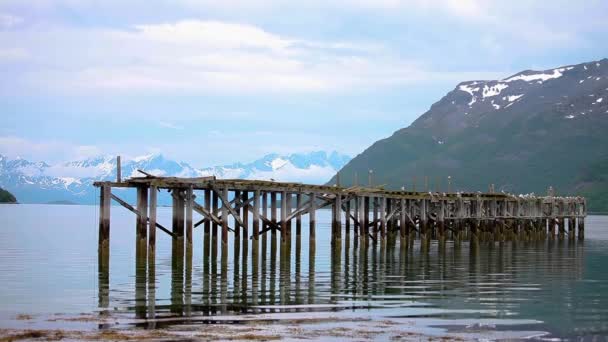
{"left": 331, "top": 59, "right": 608, "bottom": 211}
{"left": 0, "top": 187, "right": 17, "bottom": 203}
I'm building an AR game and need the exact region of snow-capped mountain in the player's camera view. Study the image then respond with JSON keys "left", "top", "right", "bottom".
{"left": 197, "top": 151, "right": 350, "bottom": 183}
{"left": 333, "top": 58, "right": 608, "bottom": 211}
{"left": 414, "top": 58, "right": 608, "bottom": 139}
{"left": 0, "top": 151, "right": 350, "bottom": 204}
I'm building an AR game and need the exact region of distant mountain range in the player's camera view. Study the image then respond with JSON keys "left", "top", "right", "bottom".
{"left": 0, "top": 151, "right": 350, "bottom": 204}
{"left": 332, "top": 58, "right": 608, "bottom": 211}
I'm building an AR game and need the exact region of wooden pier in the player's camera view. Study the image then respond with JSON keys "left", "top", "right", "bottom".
{"left": 94, "top": 167, "right": 587, "bottom": 264}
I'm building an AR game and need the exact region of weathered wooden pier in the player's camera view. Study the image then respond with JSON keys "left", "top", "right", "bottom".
{"left": 94, "top": 167, "right": 587, "bottom": 264}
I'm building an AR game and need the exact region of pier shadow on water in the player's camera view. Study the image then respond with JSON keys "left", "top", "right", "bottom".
{"left": 97, "top": 223, "right": 607, "bottom": 339}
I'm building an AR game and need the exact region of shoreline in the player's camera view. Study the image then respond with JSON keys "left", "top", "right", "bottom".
{"left": 0, "top": 311, "right": 548, "bottom": 341}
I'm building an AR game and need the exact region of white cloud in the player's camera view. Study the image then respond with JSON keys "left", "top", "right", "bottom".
{"left": 444, "top": 0, "right": 483, "bottom": 18}
{"left": 0, "top": 47, "right": 28, "bottom": 61}
{"left": 0, "top": 136, "right": 101, "bottom": 163}
{"left": 158, "top": 121, "right": 184, "bottom": 130}
{"left": 135, "top": 20, "right": 291, "bottom": 51}
{"left": 0, "top": 13, "right": 23, "bottom": 28}
{"left": 6, "top": 19, "right": 497, "bottom": 95}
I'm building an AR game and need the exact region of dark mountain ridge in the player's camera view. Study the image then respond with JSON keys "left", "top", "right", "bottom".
{"left": 332, "top": 58, "right": 608, "bottom": 211}
{"left": 0, "top": 187, "right": 17, "bottom": 203}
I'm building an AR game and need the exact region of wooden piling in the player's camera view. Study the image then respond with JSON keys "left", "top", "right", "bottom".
{"left": 309, "top": 192, "right": 316, "bottom": 241}
{"left": 136, "top": 186, "right": 148, "bottom": 242}
{"left": 271, "top": 192, "right": 277, "bottom": 238}
{"left": 204, "top": 189, "right": 211, "bottom": 236}
{"left": 116, "top": 156, "right": 122, "bottom": 183}
{"left": 172, "top": 189, "right": 184, "bottom": 240}
{"left": 149, "top": 185, "right": 157, "bottom": 252}
{"left": 186, "top": 186, "right": 193, "bottom": 246}
{"left": 438, "top": 200, "right": 445, "bottom": 239}
{"left": 380, "top": 197, "right": 387, "bottom": 239}
{"left": 296, "top": 193, "right": 302, "bottom": 237}
{"left": 386, "top": 199, "right": 392, "bottom": 233}
{"left": 400, "top": 199, "right": 406, "bottom": 239}
{"left": 286, "top": 192, "right": 292, "bottom": 238}
{"left": 262, "top": 192, "right": 268, "bottom": 231}
{"left": 212, "top": 191, "right": 219, "bottom": 240}
{"left": 420, "top": 199, "right": 427, "bottom": 239}
{"left": 373, "top": 197, "right": 379, "bottom": 238}
{"left": 253, "top": 190, "right": 260, "bottom": 241}
{"left": 353, "top": 197, "right": 359, "bottom": 237}
{"left": 281, "top": 191, "right": 287, "bottom": 243}
{"left": 242, "top": 191, "right": 249, "bottom": 238}
{"left": 364, "top": 197, "right": 370, "bottom": 236}
{"left": 221, "top": 187, "right": 228, "bottom": 246}
{"left": 234, "top": 190, "right": 241, "bottom": 238}
{"left": 358, "top": 196, "right": 365, "bottom": 238}
{"left": 333, "top": 193, "right": 342, "bottom": 244}
{"left": 345, "top": 198, "right": 351, "bottom": 234}
{"left": 98, "top": 185, "right": 111, "bottom": 252}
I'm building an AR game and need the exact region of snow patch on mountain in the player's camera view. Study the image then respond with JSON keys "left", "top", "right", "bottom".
{"left": 458, "top": 84, "right": 479, "bottom": 106}
{"left": 506, "top": 94, "right": 524, "bottom": 102}
{"left": 504, "top": 67, "right": 574, "bottom": 83}
{"left": 482, "top": 83, "right": 508, "bottom": 98}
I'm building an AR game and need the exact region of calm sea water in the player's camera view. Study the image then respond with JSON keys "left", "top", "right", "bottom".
{"left": 1, "top": 204, "right": 607, "bottom": 339}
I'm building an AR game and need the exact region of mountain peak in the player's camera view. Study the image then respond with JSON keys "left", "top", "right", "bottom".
{"left": 412, "top": 58, "right": 608, "bottom": 136}
{"left": 131, "top": 152, "right": 163, "bottom": 163}
{"left": 334, "top": 57, "right": 608, "bottom": 211}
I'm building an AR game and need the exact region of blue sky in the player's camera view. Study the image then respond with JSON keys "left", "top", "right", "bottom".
{"left": 1, "top": 0, "right": 607, "bottom": 166}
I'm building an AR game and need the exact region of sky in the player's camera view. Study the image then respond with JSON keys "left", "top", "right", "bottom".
{"left": 0, "top": 0, "right": 607, "bottom": 167}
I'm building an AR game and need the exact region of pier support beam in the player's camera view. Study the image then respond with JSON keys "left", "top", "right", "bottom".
{"left": 271, "top": 192, "right": 277, "bottom": 239}
{"left": 204, "top": 189, "right": 211, "bottom": 236}
{"left": 234, "top": 190, "right": 241, "bottom": 239}
{"left": 242, "top": 191, "right": 249, "bottom": 239}
{"left": 420, "top": 199, "right": 428, "bottom": 239}
{"left": 262, "top": 192, "right": 268, "bottom": 231}
{"left": 373, "top": 197, "right": 378, "bottom": 238}
{"left": 136, "top": 186, "right": 148, "bottom": 243}
{"left": 212, "top": 191, "right": 219, "bottom": 242}
{"left": 296, "top": 194, "right": 302, "bottom": 237}
{"left": 364, "top": 197, "right": 370, "bottom": 236}
{"left": 149, "top": 185, "right": 157, "bottom": 253}
{"left": 221, "top": 187, "right": 229, "bottom": 246}
{"left": 281, "top": 191, "right": 288, "bottom": 243}
{"left": 359, "top": 196, "right": 366, "bottom": 238}
{"left": 344, "top": 198, "right": 350, "bottom": 236}
{"left": 333, "top": 194, "right": 342, "bottom": 244}
{"left": 353, "top": 197, "right": 359, "bottom": 237}
{"left": 286, "top": 192, "right": 292, "bottom": 238}
{"left": 438, "top": 200, "right": 445, "bottom": 240}
{"left": 98, "top": 185, "right": 111, "bottom": 255}
{"left": 309, "top": 192, "right": 316, "bottom": 241}
{"left": 186, "top": 186, "right": 193, "bottom": 246}
{"left": 253, "top": 190, "right": 260, "bottom": 241}
{"left": 172, "top": 189, "right": 184, "bottom": 240}
{"left": 380, "top": 197, "right": 387, "bottom": 239}
{"left": 400, "top": 199, "right": 407, "bottom": 240}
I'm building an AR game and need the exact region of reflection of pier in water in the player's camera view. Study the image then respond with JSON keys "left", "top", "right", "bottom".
{"left": 98, "top": 228, "right": 586, "bottom": 320}
{"left": 94, "top": 164, "right": 587, "bottom": 320}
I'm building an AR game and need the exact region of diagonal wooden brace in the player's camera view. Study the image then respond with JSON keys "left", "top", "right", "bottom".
{"left": 110, "top": 193, "right": 176, "bottom": 238}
